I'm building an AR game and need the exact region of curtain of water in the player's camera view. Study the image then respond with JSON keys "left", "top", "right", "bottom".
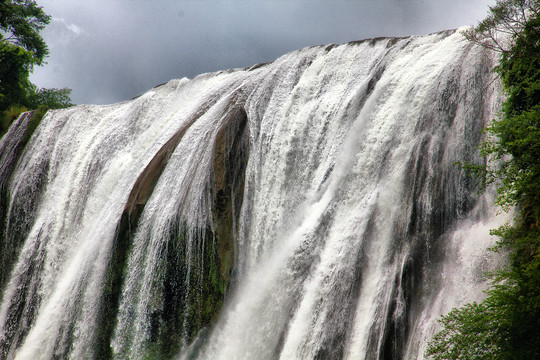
{"left": 0, "top": 30, "right": 504, "bottom": 360}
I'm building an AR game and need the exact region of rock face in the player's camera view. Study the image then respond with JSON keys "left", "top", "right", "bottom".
{"left": 0, "top": 30, "right": 505, "bottom": 360}
{"left": 92, "top": 105, "right": 250, "bottom": 359}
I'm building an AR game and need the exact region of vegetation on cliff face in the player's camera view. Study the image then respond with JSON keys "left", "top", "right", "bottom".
{"left": 427, "top": 1, "right": 540, "bottom": 358}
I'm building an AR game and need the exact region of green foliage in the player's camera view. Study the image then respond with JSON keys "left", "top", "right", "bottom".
{"left": 1, "top": 103, "right": 47, "bottom": 142}
{"left": 0, "top": 42, "right": 34, "bottom": 111}
{"left": 26, "top": 86, "right": 73, "bottom": 109}
{"left": 22, "top": 104, "right": 47, "bottom": 145}
{"left": 0, "top": 104, "right": 26, "bottom": 135}
{"left": 484, "top": 19, "right": 540, "bottom": 219}
{"left": 428, "top": 1, "right": 540, "bottom": 359}
{"left": 427, "top": 258, "right": 540, "bottom": 359}
{"left": 0, "top": 0, "right": 51, "bottom": 66}
{"left": 0, "top": 103, "right": 52, "bottom": 141}
{"left": 0, "top": 0, "right": 72, "bottom": 115}
{"left": 426, "top": 302, "right": 506, "bottom": 360}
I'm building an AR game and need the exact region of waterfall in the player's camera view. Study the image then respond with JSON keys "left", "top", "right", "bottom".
{"left": 0, "top": 29, "right": 506, "bottom": 360}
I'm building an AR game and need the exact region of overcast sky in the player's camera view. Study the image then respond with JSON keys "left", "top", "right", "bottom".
{"left": 30, "top": 0, "right": 495, "bottom": 105}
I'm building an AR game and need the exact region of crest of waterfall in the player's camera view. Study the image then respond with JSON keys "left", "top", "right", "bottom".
{"left": 0, "top": 29, "right": 506, "bottom": 360}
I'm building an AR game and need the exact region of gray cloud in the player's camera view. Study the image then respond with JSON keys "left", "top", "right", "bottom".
{"left": 30, "top": 0, "right": 495, "bottom": 105}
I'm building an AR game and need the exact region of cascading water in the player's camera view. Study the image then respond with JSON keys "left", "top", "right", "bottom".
{"left": 0, "top": 29, "right": 507, "bottom": 360}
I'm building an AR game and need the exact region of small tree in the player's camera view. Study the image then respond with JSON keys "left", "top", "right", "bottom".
{"left": 0, "top": 0, "right": 51, "bottom": 66}
{"left": 0, "top": 0, "right": 72, "bottom": 114}
{"left": 463, "top": 0, "right": 540, "bottom": 54}
{"left": 0, "top": 0, "right": 73, "bottom": 140}
{"left": 27, "top": 86, "right": 73, "bottom": 110}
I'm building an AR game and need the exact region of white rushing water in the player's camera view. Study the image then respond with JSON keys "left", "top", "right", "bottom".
{"left": 0, "top": 29, "right": 505, "bottom": 360}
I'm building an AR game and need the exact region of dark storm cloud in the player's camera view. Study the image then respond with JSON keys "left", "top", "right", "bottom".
{"left": 30, "top": 0, "right": 494, "bottom": 105}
